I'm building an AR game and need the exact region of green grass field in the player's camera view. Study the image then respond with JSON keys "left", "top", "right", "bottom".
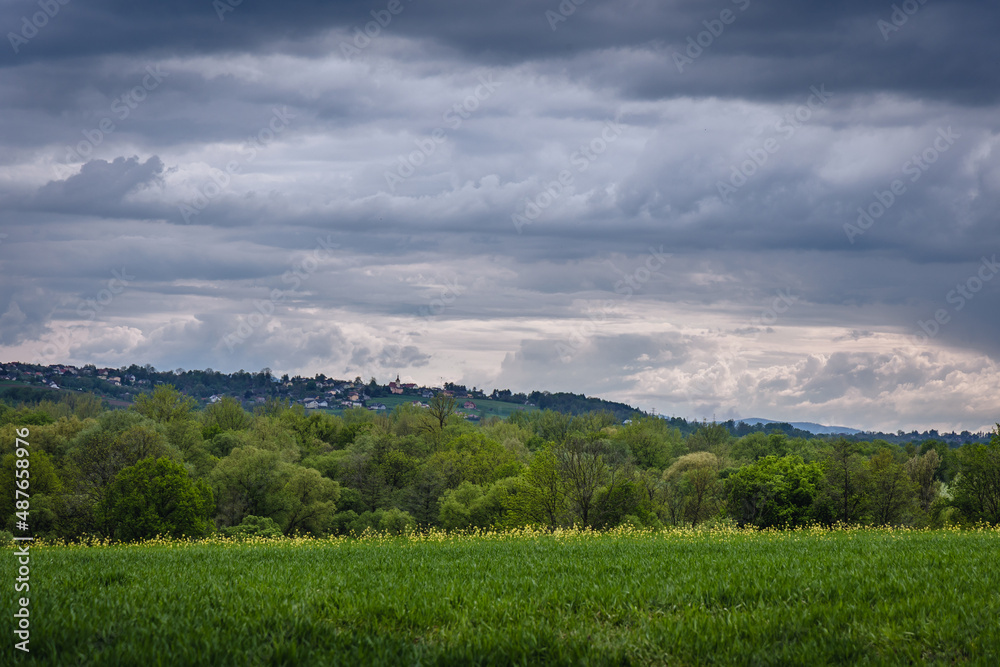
{"left": 4, "top": 527, "right": 999, "bottom": 665}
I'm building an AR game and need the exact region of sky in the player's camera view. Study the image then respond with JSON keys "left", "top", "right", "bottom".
{"left": 0, "top": 0, "right": 998, "bottom": 433}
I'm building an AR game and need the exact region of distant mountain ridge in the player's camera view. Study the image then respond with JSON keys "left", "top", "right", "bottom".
{"left": 738, "top": 417, "right": 860, "bottom": 435}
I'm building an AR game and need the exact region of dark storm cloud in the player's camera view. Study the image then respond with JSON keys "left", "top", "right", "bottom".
{"left": 4, "top": 0, "right": 998, "bottom": 104}
{"left": 31, "top": 155, "right": 164, "bottom": 216}
{"left": 1, "top": 0, "right": 999, "bottom": 430}
{"left": 0, "top": 300, "right": 35, "bottom": 345}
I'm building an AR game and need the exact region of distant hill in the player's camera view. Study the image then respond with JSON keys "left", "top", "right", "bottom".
{"left": 527, "top": 391, "right": 644, "bottom": 423}
{"left": 739, "top": 417, "right": 860, "bottom": 436}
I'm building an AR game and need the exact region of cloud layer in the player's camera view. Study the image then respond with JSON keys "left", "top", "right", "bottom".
{"left": 1, "top": 0, "right": 998, "bottom": 431}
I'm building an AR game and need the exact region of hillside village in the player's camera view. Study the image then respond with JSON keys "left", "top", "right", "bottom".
{"left": 0, "top": 362, "right": 532, "bottom": 422}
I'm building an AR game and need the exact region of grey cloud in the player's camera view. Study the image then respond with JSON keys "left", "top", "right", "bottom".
{"left": 2, "top": 1, "right": 997, "bottom": 105}
{"left": 0, "top": 0, "right": 998, "bottom": 431}
{"left": 30, "top": 155, "right": 164, "bottom": 217}
{"left": 0, "top": 301, "right": 31, "bottom": 345}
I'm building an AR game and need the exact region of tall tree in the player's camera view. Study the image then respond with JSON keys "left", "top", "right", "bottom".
{"left": 504, "top": 446, "right": 566, "bottom": 528}
{"left": 211, "top": 447, "right": 284, "bottom": 527}
{"left": 866, "top": 449, "right": 917, "bottom": 526}
{"left": 820, "top": 439, "right": 869, "bottom": 524}
{"left": 402, "top": 464, "right": 448, "bottom": 525}
{"left": 559, "top": 437, "right": 609, "bottom": 526}
{"left": 905, "top": 449, "right": 941, "bottom": 514}
{"left": 278, "top": 467, "right": 340, "bottom": 535}
{"left": 342, "top": 450, "right": 389, "bottom": 512}
{"left": 427, "top": 394, "right": 456, "bottom": 430}
{"left": 662, "top": 452, "right": 720, "bottom": 526}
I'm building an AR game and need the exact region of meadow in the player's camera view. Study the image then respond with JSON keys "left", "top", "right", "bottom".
{"left": 4, "top": 526, "right": 999, "bottom": 665}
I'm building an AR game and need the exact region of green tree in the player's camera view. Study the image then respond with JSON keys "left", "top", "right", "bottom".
{"left": 401, "top": 464, "right": 448, "bottom": 525}
{"left": 6, "top": 416, "right": 90, "bottom": 460}
{"left": 687, "top": 422, "right": 730, "bottom": 454}
{"left": 378, "top": 507, "right": 416, "bottom": 535}
{"left": 503, "top": 446, "right": 566, "bottom": 528}
{"left": 662, "top": 452, "right": 720, "bottom": 526}
{"left": 280, "top": 408, "right": 341, "bottom": 455}
{"left": 536, "top": 410, "right": 572, "bottom": 443}
{"left": 238, "top": 416, "right": 300, "bottom": 460}
{"left": 340, "top": 432, "right": 415, "bottom": 511}
{"left": 732, "top": 432, "right": 788, "bottom": 462}
{"left": 0, "top": 407, "right": 53, "bottom": 426}
{"left": 726, "top": 455, "right": 823, "bottom": 528}
{"left": 866, "top": 448, "right": 917, "bottom": 525}
{"left": 427, "top": 394, "right": 457, "bottom": 430}
{"left": 569, "top": 410, "right": 618, "bottom": 435}
{"left": 62, "top": 392, "right": 104, "bottom": 420}
{"left": 208, "top": 431, "right": 246, "bottom": 459}
{"left": 1, "top": 450, "right": 63, "bottom": 536}
{"left": 905, "top": 449, "right": 942, "bottom": 515}
{"left": 164, "top": 418, "right": 215, "bottom": 478}
{"left": 97, "top": 457, "right": 214, "bottom": 540}
{"left": 379, "top": 449, "right": 418, "bottom": 490}
{"left": 442, "top": 432, "right": 522, "bottom": 487}
{"left": 819, "top": 439, "right": 869, "bottom": 524}
{"left": 615, "top": 415, "right": 684, "bottom": 469}
{"left": 278, "top": 466, "right": 340, "bottom": 535}
{"left": 202, "top": 396, "right": 252, "bottom": 435}
{"left": 439, "top": 481, "right": 483, "bottom": 530}
{"left": 592, "top": 479, "right": 647, "bottom": 528}
{"left": 919, "top": 440, "right": 960, "bottom": 483}
{"left": 952, "top": 427, "right": 1000, "bottom": 524}
{"left": 343, "top": 454, "right": 387, "bottom": 512}
{"left": 632, "top": 468, "right": 666, "bottom": 520}
{"left": 254, "top": 397, "right": 291, "bottom": 419}
{"left": 222, "top": 515, "right": 283, "bottom": 539}
{"left": 131, "top": 385, "right": 196, "bottom": 423}
{"left": 439, "top": 478, "right": 525, "bottom": 530}
{"left": 211, "top": 447, "right": 285, "bottom": 528}
{"left": 68, "top": 411, "right": 176, "bottom": 497}
{"left": 558, "top": 436, "right": 610, "bottom": 526}
{"left": 390, "top": 402, "right": 429, "bottom": 438}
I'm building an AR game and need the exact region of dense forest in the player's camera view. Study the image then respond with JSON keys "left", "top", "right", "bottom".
{"left": 2, "top": 384, "right": 999, "bottom": 542}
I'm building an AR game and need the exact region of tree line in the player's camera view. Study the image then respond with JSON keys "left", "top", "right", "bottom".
{"left": 1, "top": 387, "right": 998, "bottom": 541}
